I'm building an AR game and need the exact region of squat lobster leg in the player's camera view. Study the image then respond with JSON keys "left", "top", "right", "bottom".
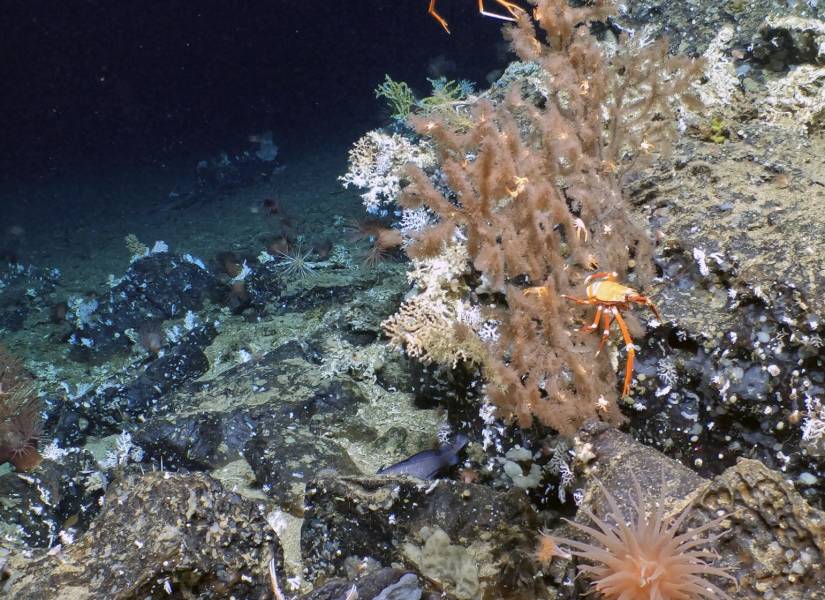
{"left": 428, "top": 0, "right": 451, "bottom": 32}
{"left": 477, "top": 0, "right": 524, "bottom": 21}
{"left": 625, "top": 293, "right": 662, "bottom": 323}
{"left": 596, "top": 309, "right": 614, "bottom": 356}
{"left": 581, "top": 304, "right": 604, "bottom": 334}
{"left": 428, "top": 0, "right": 524, "bottom": 33}
{"left": 612, "top": 308, "right": 636, "bottom": 397}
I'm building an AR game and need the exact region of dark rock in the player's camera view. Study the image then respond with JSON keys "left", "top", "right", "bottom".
{"left": 134, "top": 408, "right": 260, "bottom": 471}
{"left": 243, "top": 260, "right": 285, "bottom": 308}
{"left": 301, "top": 475, "right": 536, "bottom": 598}
{"left": 0, "top": 262, "right": 59, "bottom": 332}
{"left": 0, "top": 449, "right": 103, "bottom": 548}
{"left": 245, "top": 428, "right": 363, "bottom": 512}
{"left": 753, "top": 14, "right": 825, "bottom": 70}
{"left": 298, "top": 568, "right": 430, "bottom": 600}
{"left": 67, "top": 253, "right": 222, "bottom": 363}
{"left": 1, "top": 471, "right": 282, "bottom": 599}
{"left": 56, "top": 322, "right": 218, "bottom": 438}
{"left": 132, "top": 342, "right": 370, "bottom": 474}
{"left": 195, "top": 150, "right": 278, "bottom": 192}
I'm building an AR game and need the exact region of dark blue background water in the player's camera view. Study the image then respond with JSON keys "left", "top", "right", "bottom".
{"left": 1, "top": 0, "right": 506, "bottom": 180}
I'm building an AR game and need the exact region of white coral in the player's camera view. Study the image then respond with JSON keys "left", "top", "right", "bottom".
{"left": 399, "top": 207, "right": 434, "bottom": 235}
{"left": 340, "top": 131, "right": 436, "bottom": 214}
{"left": 382, "top": 242, "right": 484, "bottom": 367}
{"left": 802, "top": 395, "right": 825, "bottom": 442}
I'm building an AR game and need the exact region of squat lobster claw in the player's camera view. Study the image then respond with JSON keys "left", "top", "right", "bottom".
{"left": 561, "top": 272, "right": 662, "bottom": 398}
{"left": 428, "top": 0, "right": 525, "bottom": 33}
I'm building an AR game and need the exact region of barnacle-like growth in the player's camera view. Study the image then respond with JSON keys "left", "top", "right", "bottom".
{"left": 545, "top": 481, "right": 735, "bottom": 600}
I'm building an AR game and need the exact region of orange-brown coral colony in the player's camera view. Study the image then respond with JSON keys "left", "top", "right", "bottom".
{"left": 397, "top": 0, "right": 702, "bottom": 434}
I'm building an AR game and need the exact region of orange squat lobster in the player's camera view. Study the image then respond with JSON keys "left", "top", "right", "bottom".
{"left": 428, "top": 0, "right": 525, "bottom": 33}
{"left": 561, "top": 272, "right": 662, "bottom": 398}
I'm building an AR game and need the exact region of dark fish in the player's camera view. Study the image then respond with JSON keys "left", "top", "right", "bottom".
{"left": 377, "top": 434, "right": 468, "bottom": 480}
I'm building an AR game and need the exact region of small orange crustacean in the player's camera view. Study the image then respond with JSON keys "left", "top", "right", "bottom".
{"left": 427, "top": 0, "right": 525, "bottom": 33}
{"left": 561, "top": 272, "right": 662, "bottom": 398}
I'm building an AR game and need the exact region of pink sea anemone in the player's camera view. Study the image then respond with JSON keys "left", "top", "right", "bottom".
{"left": 543, "top": 480, "right": 735, "bottom": 600}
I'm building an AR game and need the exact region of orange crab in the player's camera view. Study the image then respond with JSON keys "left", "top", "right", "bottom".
{"left": 428, "top": 0, "right": 525, "bottom": 33}
{"left": 561, "top": 272, "right": 662, "bottom": 397}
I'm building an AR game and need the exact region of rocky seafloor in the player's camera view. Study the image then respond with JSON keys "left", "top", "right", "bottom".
{"left": 2, "top": 2, "right": 825, "bottom": 600}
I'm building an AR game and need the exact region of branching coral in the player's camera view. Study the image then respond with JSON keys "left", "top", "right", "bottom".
{"left": 382, "top": 242, "right": 490, "bottom": 367}
{"left": 338, "top": 0, "right": 704, "bottom": 434}
{"left": 375, "top": 75, "right": 416, "bottom": 121}
{"left": 381, "top": 0, "right": 703, "bottom": 434}
{"left": 339, "top": 131, "right": 436, "bottom": 215}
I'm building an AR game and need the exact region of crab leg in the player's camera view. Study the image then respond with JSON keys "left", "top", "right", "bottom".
{"left": 583, "top": 271, "right": 616, "bottom": 285}
{"left": 596, "top": 310, "right": 614, "bottom": 356}
{"left": 559, "top": 294, "right": 589, "bottom": 305}
{"left": 428, "top": 0, "right": 451, "bottom": 33}
{"left": 612, "top": 309, "right": 636, "bottom": 397}
{"left": 628, "top": 294, "right": 663, "bottom": 323}
{"left": 580, "top": 305, "right": 603, "bottom": 334}
{"left": 478, "top": 0, "right": 523, "bottom": 22}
